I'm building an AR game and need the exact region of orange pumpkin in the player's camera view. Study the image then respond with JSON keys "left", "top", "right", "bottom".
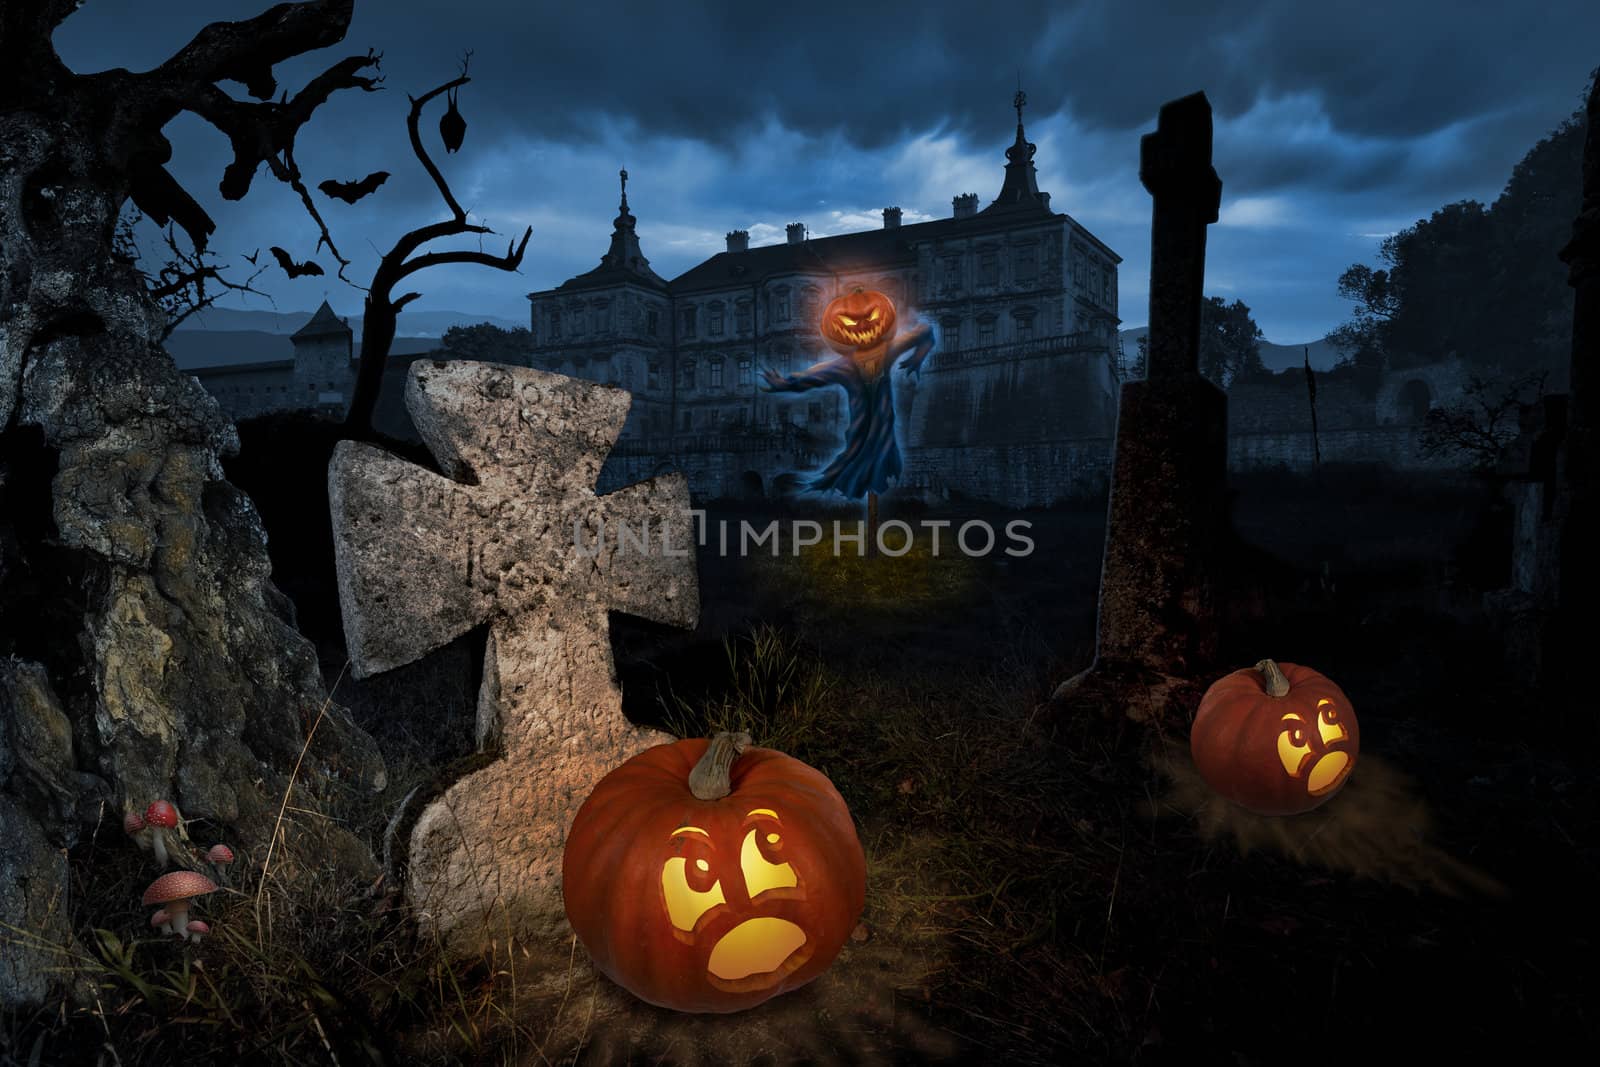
{"left": 562, "top": 732, "right": 866, "bottom": 1013}
{"left": 1190, "top": 659, "right": 1359, "bottom": 815}
{"left": 819, "top": 286, "right": 897, "bottom": 353}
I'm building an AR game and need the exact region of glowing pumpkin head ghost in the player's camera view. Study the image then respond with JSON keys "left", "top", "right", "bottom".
{"left": 1189, "top": 659, "right": 1359, "bottom": 816}
{"left": 819, "top": 286, "right": 897, "bottom": 355}
{"left": 562, "top": 732, "right": 867, "bottom": 1013}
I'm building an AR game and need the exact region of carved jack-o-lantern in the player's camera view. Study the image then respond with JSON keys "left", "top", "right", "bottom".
{"left": 819, "top": 286, "right": 897, "bottom": 354}
{"left": 1190, "top": 659, "right": 1360, "bottom": 815}
{"left": 562, "top": 732, "right": 866, "bottom": 1013}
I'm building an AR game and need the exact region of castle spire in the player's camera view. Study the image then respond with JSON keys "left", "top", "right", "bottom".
{"left": 556, "top": 166, "right": 666, "bottom": 290}
{"left": 986, "top": 84, "right": 1047, "bottom": 213}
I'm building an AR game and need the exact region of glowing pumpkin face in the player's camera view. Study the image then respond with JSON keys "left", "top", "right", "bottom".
{"left": 819, "top": 287, "right": 897, "bottom": 353}
{"left": 563, "top": 734, "right": 866, "bottom": 1013}
{"left": 1189, "top": 659, "right": 1359, "bottom": 815}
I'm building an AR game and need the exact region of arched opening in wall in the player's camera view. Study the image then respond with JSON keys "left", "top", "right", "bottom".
{"left": 1399, "top": 378, "right": 1432, "bottom": 423}
{"left": 739, "top": 470, "right": 764, "bottom": 500}
{"left": 651, "top": 460, "right": 678, "bottom": 479}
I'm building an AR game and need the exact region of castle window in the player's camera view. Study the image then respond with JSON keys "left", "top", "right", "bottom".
{"left": 941, "top": 256, "right": 960, "bottom": 293}
{"left": 680, "top": 306, "right": 697, "bottom": 337}
{"left": 647, "top": 308, "right": 659, "bottom": 336}
{"left": 709, "top": 302, "right": 725, "bottom": 336}
{"left": 648, "top": 362, "right": 661, "bottom": 390}
{"left": 1100, "top": 267, "right": 1112, "bottom": 305}
{"left": 798, "top": 286, "right": 821, "bottom": 323}
{"left": 978, "top": 253, "right": 998, "bottom": 287}
{"left": 680, "top": 360, "right": 696, "bottom": 390}
{"left": 940, "top": 317, "right": 961, "bottom": 352}
{"left": 978, "top": 315, "right": 996, "bottom": 347}
{"left": 1015, "top": 246, "right": 1038, "bottom": 283}
{"left": 774, "top": 287, "right": 791, "bottom": 322}
{"left": 549, "top": 310, "right": 561, "bottom": 340}
{"left": 1013, "top": 308, "right": 1036, "bottom": 343}
{"left": 738, "top": 357, "right": 752, "bottom": 386}
{"left": 709, "top": 360, "right": 724, "bottom": 389}
{"left": 595, "top": 301, "right": 611, "bottom": 333}
{"left": 681, "top": 410, "right": 693, "bottom": 431}
{"left": 735, "top": 300, "right": 752, "bottom": 333}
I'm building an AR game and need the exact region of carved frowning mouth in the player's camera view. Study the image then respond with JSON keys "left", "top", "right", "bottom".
{"left": 704, "top": 917, "right": 812, "bottom": 992}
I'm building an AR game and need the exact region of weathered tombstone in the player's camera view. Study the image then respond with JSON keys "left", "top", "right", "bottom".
{"left": 330, "top": 360, "right": 698, "bottom": 954}
{"left": 1552, "top": 75, "right": 1600, "bottom": 732}
{"left": 1058, "top": 92, "right": 1229, "bottom": 715}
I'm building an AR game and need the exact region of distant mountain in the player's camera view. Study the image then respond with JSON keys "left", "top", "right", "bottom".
{"left": 1117, "top": 327, "right": 1342, "bottom": 372}
{"left": 172, "top": 306, "right": 525, "bottom": 339}
{"left": 166, "top": 330, "right": 438, "bottom": 370}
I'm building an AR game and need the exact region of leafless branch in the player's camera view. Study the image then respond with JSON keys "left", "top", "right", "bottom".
{"left": 185, "top": 49, "right": 383, "bottom": 205}
{"left": 406, "top": 79, "right": 471, "bottom": 221}
{"left": 147, "top": 0, "right": 359, "bottom": 103}
{"left": 393, "top": 229, "right": 533, "bottom": 287}
{"left": 1418, "top": 372, "right": 1548, "bottom": 471}
{"left": 141, "top": 226, "right": 275, "bottom": 340}
{"left": 345, "top": 57, "right": 533, "bottom": 433}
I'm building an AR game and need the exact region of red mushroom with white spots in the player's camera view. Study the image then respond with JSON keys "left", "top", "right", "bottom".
{"left": 141, "top": 871, "right": 216, "bottom": 936}
{"left": 143, "top": 800, "right": 180, "bottom": 868}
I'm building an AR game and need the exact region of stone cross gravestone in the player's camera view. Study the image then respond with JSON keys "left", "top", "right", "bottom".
{"left": 1061, "top": 92, "right": 1229, "bottom": 710}
{"left": 329, "top": 360, "right": 698, "bottom": 953}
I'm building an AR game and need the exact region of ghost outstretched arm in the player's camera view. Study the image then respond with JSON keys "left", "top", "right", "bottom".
{"left": 894, "top": 323, "right": 936, "bottom": 377}
{"left": 760, "top": 355, "right": 854, "bottom": 393}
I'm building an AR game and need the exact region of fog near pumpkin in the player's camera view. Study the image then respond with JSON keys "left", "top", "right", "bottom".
{"left": 1154, "top": 744, "right": 1505, "bottom": 896}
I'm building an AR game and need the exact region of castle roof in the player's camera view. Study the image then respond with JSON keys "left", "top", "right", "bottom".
{"left": 291, "top": 300, "right": 350, "bottom": 340}
{"left": 533, "top": 89, "right": 1118, "bottom": 303}
{"left": 668, "top": 205, "right": 1062, "bottom": 294}
{"left": 556, "top": 169, "right": 669, "bottom": 295}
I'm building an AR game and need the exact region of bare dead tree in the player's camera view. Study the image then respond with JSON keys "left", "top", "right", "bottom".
{"left": 344, "top": 55, "right": 532, "bottom": 435}
{"left": 1, "top": 0, "right": 382, "bottom": 429}
{"left": 1419, "top": 372, "right": 1549, "bottom": 471}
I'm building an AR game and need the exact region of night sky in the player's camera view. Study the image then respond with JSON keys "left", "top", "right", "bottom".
{"left": 55, "top": 1, "right": 1600, "bottom": 343}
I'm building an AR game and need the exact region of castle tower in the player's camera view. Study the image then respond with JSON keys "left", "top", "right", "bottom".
{"left": 291, "top": 300, "right": 353, "bottom": 410}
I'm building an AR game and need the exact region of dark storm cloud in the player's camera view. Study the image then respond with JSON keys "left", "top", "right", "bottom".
{"left": 58, "top": 2, "right": 1599, "bottom": 155}
{"left": 47, "top": 1, "right": 1600, "bottom": 341}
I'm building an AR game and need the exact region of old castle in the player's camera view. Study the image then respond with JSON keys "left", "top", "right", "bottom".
{"left": 525, "top": 94, "right": 1125, "bottom": 503}
{"left": 190, "top": 94, "right": 1465, "bottom": 505}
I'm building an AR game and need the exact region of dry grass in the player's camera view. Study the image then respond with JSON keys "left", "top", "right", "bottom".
{"left": 5, "top": 477, "right": 1596, "bottom": 1063}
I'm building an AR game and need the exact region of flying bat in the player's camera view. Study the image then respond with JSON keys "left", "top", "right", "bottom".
{"left": 318, "top": 171, "right": 390, "bottom": 204}
{"left": 243, "top": 248, "right": 260, "bottom": 265}
{"left": 269, "top": 246, "right": 324, "bottom": 279}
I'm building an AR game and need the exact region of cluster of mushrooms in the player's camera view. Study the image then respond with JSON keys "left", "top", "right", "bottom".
{"left": 123, "top": 800, "right": 235, "bottom": 944}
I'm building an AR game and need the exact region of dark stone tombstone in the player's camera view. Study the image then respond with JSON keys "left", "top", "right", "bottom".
{"left": 1057, "top": 93, "right": 1229, "bottom": 716}
{"left": 1552, "top": 76, "right": 1600, "bottom": 735}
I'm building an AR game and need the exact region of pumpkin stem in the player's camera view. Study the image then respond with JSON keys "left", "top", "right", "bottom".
{"left": 688, "top": 731, "right": 752, "bottom": 800}
{"left": 1254, "top": 659, "right": 1292, "bottom": 698}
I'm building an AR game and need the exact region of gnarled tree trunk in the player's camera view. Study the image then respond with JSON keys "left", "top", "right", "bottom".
{"left": 0, "top": 0, "right": 385, "bottom": 1007}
